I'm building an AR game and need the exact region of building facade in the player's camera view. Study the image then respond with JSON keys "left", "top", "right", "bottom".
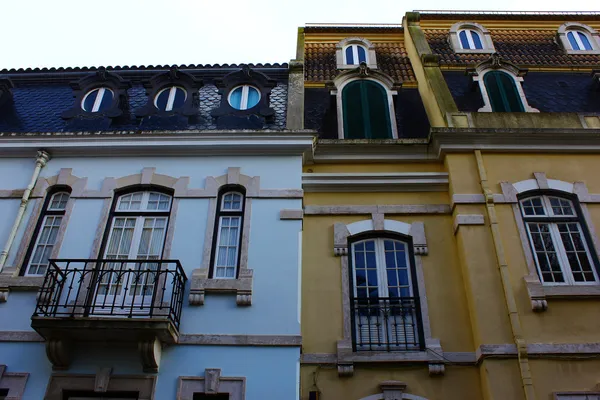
{"left": 0, "top": 64, "right": 312, "bottom": 399}
{"left": 299, "top": 11, "right": 600, "bottom": 400}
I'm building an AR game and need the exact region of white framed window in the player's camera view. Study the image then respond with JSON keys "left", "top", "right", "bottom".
{"left": 212, "top": 191, "right": 244, "bottom": 279}
{"left": 23, "top": 191, "right": 71, "bottom": 276}
{"left": 566, "top": 30, "right": 594, "bottom": 51}
{"left": 458, "top": 29, "right": 484, "bottom": 50}
{"left": 81, "top": 87, "right": 114, "bottom": 113}
{"left": 350, "top": 237, "right": 422, "bottom": 351}
{"left": 154, "top": 86, "right": 187, "bottom": 112}
{"left": 343, "top": 44, "right": 368, "bottom": 65}
{"left": 520, "top": 195, "right": 599, "bottom": 285}
{"left": 228, "top": 85, "right": 260, "bottom": 110}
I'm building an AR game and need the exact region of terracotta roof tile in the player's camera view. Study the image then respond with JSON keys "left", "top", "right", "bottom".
{"left": 304, "top": 42, "right": 415, "bottom": 83}
{"left": 424, "top": 29, "right": 600, "bottom": 67}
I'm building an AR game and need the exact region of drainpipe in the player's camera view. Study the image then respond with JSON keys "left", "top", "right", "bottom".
{"left": 474, "top": 150, "right": 536, "bottom": 400}
{"left": 0, "top": 150, "right": 50, "bottom": 274}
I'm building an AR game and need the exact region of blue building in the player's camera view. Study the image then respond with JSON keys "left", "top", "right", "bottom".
{"left": 0, "top": 62, "right": 311, "bottom": 399}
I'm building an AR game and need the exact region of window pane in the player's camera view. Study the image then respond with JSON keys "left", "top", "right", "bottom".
{"left": 98, "top": 88, "right": 114, "bottom": 111}
{"left": 246, "top": 87, "right": 260, "bottom": 109}
{"left": 558, "top": 223, "right": 597, "bottom": 283}
{"left": 459, "top": 30, "right": 470, "bottom": 49}
{"left": 345, "top": 46, "right": 354, "bottom": 64}
{"left": 522, "top": 197, "right": 546, "bottom": 216}
{"left": 549, "top": 197, "right": 574, "bottom": 216}
{"left": 342, "top": 80, "right": 392, "bottom": 139}
{"left": 172, "top": 87, "right": 187, "bottom": 109}
{"left": 352, "top": 240, "right": 378, "bottom": 298}
{"left": 357, "top": 46, "right": 367, "bottom": 63}
{"left": 484, "top": 71, "right": 525, "bottom": 112}
{"left": 528, "top": 223, "right": 564, "bottom": 283}
{"left": 471, "top": 31, "right": 483, "bottom": 49}
{"left": 229, "top": 87, "right": 243, "bottom": 109}
{"left": 83, "top": 89, "right": 98, "bottom": 111}
{"left": 578, "top": 32, "right": 593, "bottom": 50}
{"left": 155, "top": 88, "right": 170, "bottom": 110}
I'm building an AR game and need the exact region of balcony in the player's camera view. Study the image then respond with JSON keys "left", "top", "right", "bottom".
{"left": 351, "top": 297, "right": 425, "bottom": 352}
{"left": 31, "top": 259, "right": 187, "bottom": 371}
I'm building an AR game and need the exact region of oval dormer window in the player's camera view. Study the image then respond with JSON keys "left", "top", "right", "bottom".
{"left": 154, "top": 86, "right": 187, "bottom": 112}
{"left": 228, "top": 85, "right": 261, "bottom": 110}
{"left": 81, "top": 87, "right": 114, "bottom": 113}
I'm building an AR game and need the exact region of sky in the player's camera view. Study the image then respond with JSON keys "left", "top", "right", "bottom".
{"left": 0, "top": 0, "right": 598, "bottom": 69}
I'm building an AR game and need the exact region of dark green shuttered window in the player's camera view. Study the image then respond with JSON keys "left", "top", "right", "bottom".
{"left": 342, "top": 80, "right": 393, "bottom": 139}
{"left": 483, "top": 71, "right": 525, "bottom": 112}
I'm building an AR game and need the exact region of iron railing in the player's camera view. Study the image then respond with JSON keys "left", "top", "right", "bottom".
{"left": 351, "top": 296, "right": 425, "bottom": 352}
{"left": 34, "top": 259, "right": 187, "bottom": 330}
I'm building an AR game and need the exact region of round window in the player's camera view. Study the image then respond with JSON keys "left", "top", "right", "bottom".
{"left": 81, "top": 87, "right": 114, "bottom": 113}
{"left": 154, "top": 86, "right": 187, "bottom": 111}
{"left": 228, "top": 85, "right": 261, "bottom": 110}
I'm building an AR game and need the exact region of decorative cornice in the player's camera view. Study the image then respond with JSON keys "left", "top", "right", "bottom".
{"left": 302, "top": 172, "right": 448, "bottom": 192}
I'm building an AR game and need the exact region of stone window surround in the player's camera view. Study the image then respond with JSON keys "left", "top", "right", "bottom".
{"left": 501, "top": 172, "right": 600, "bottom": 311}
{"left": 335, "top": 37, "right": 378, "bottom": 70}
{"left": 0, "top": 365, "right": 28, "bottom": 400}
{"left": 177, "top": 368, "right": 245, "bottom": 400}
{"left": 557, "top": 22, "right": 600, "bottom": 55}
{"left": 332, "top": 214, "right": 445, "bottom": 377}
{"left": 358, "top": 381, "right": 430, "bottom": 400}
{"left": 0, "top": 166, "right": 301, "bottom": 303}
{"left": 449, "top": 21, "right": 496, "bottom": 54}
{"left": 471, "top": 57, "right": 539, "bottom": 113}
{"left": 331, "top": 69, "right": 399, "bottom": 140}
{"left": 44, "top": 369, "right": 156, "bottom": 400}
{"left": 554, "top": 392, "right": 600, "bottom": 400}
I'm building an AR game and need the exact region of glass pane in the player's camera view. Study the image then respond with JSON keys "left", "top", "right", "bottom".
{"left": 345, "top": 46, "right": 354, "bottom": 64}
{"left": 155, "top": 88, "right": 170, "bottom": 110}
{"left": 578, "top": 32, "right": 593, "bottom": 50}
{"left": 558, "top": 223, "right": 597, "bottom": 282}
{"left": 384, "top": 240, "right": 410, "bottom": 299}
{"left": 228, "top": 87, "right": 243, "bottom": 109}
{"left": 82, "top": 88, "right": 98, "bottom": 111}
{"left": 459, "top": 30, "right": 470, "bottom": 49}
{"left": 549, "top": 197, "right": 574, "bottom": 216}
{"left": 222, "top": 192, "right": 243, "bottom": 210}
{"left": 484, "top": 71, "right": 525, "bottom": 112}
{"left": 567, "top": 32, "right": 580, "bottom": 50}
{"left": 352, "top": 240, "right": 378, "bottom": 298}
{"left": 172, "top": 87, "right": 187, "bottom": 109}
{"left": 246, "top": 87, "right": 260, "bottom": 109}
{"left": 471, "top": 31, "right": 483, "bottom": 49}
{"left": 528, "top": 223, "right": 564, "bottom": 283}
{"left": 357, "top": 46, "right": 367, "bottom": 63}
{"left": 342, "top": 80, "right": 392, "bottom": 139}
{"left": 49, "top": 192, "right": 70, "bottom": 210}
{"left": 98, "top": 88, "right": 114, "bottom": 111}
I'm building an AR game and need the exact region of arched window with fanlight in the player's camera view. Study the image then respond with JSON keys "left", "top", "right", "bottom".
{"left": 520, "top": 193, "right": 599, "bottom": 285}
{"left": 22, "top": 189, "right": 71, "bottom": 276}
{"left": 349, "top": 236, "right": 424, "bottom": 352}
{"left": 342, "top": 80, "right": 393, "bottom": 139}
{"left": 483, "top": 71, "right": 525, "bottom": 112}
{"left": 210, "top": 188, "right": 246, "bottom": 279}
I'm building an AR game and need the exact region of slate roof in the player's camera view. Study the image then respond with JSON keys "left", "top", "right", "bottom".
{"left": 304, "top": 42, "right": 415, "bottom": 83}
{"left": 424, "top": 29, "right": 600, "bottom": 68}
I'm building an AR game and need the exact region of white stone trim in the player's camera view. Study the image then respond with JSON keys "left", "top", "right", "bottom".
{"left": 0, "top": 365, "right": 28, "bottom": 400}
{"left": 177, "top": 369, "right": 245, "bottom": 400}
{"left": 279, "top": 209, "right": 303, "bottom": 220}
{"left": 302, "top": 172, "right": 449, "bottom": 192}
{"left": 557, "top": 22, "right": 600, "bottom": 55}
{"left": 335, "top": 37, "right": 378, "bottom": 70}
{"left": 44, "top": 372, "right": 156, "bottom": 400}
{"left": 453, "top": 214, "right": 485, "bottom": 234}
{"left": 472, "top": 67, "right": 539, "bottom": 113}
{"left": 449, "top": 21, "right": 496, "bottom": 54}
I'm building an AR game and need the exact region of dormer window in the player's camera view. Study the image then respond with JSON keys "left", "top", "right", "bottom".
{"left": 81, "top": 87, "right": 114, "bottom": 113}
{"left": 228, "top": 85, "right": 260, "bottom": 110}
{"left": 154, "top": 86, "right": 187, "bottom": 112}
{"left": 558, "top": 22, "right": 600, "bottom": 55}
{"left": 336, "top": 37, "right": 378, "bottom": 69}
{"left": 458, "top": 29, "right": 483, "bottom": 50}
{"left": 344, "top": 44, "right": 368, "bottom": 65}
{"left": 449, "top": 22, "right": 495, "bottom": 54}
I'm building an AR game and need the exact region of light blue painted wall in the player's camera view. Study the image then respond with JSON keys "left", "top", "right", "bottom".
{"left": 0, "top": 292, "right": 37, "bottom": 331}
{"left": 0, "top": 342, "right": 300, "bottom": 400}
{"left": 58, "top": 199, "right": 105, "bottom": 259}
{"left": 0, "top": 199, "right": 20, "bottom": 260}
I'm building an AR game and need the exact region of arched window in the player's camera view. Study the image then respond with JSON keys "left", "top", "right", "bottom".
{"left": 81, "top": 87, "right": 114, "bottom": 113}
{"left": 458, "top": 29, "right": 483, "bottom": 50}
{"left": 483, "top": 71, "right": 525, "bottom": 112}
{"left": 349, "top": 237, "right": 423, "bottom": 351}
{"left": 566, "top": 30, "right": 594, "bottom": 51}
{"left": 22, "top": 189, "right": 71, "bottom": 276}
{"left": 211, "top": 189, "right": 245, "bottom": 279}
{"left": 228, "top": 85, "right": 261, "bottom": 110}
{"left": 520, "top": 194, "right": 598, "bottom": 285}
{"left": 154, "top": 86, "right": 187, "bottom": 112}
{"left": 342, "top": 80, "right": 393, "bottom": 139}
{"left": 344, "top": 44, "right": 368, "bottom": 65}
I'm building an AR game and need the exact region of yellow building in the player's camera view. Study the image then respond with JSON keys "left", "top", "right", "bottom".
{"left": 299, "top": 11, "right": 600, "bottom": 400}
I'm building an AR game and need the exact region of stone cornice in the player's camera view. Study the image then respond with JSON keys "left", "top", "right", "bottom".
{"left": 0, "top": 131, "right": 317, "bottom": 161}
{"left": 302, "top": 172, "right": 448, "bottom": 192}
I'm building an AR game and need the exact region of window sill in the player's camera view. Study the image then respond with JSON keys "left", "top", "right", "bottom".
{"left": 0, "top": 271, "right": 44, "bottom": 302}
{"left": 188, "top": 268, "right": 253, "bottom": 306}
{"left": 524, "top": 274, "right": 600, "bottom": 311}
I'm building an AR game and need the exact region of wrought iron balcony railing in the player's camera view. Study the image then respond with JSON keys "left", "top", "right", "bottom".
{"left": 33, "top": 259, "right": 187, "bottom": 330}
{"left": 351, "top": 296, "right": 425, "bottom": 352}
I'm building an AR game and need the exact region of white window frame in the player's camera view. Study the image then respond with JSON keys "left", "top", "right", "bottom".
{"left": 566, "top": 30, "right": 593, "bottom": 51}
{"left": 116, "top": 191, "right": 172, "bottom": 212}
{"left": 458, "top": 29, "right": 483, "bottom": 50}
{"left": 81, "top": 87, "right": 114, "bottom": 113}
{"left": 558, "top": 22, "right": 600, "bottom": 55}
{"left": 449, "top": 21, "right": 496, "bottom": 54}
{"left": 24, "top": 191, "right": 71, "bottom": 277}
{"left": 473, "top": 68, "right": 539, "bottom": 113}
{"left": 227, "top": 85, "right": 261, "bottom": 111}
{"left": 212, "top": 191, "right": 244, "bottom": 279}
{"left": 154, "top": 86, "right": 187, "bottom": 112}
{"left": 521, "top": 195, "right": 599, "bottom": 286}
{"left": 343, "top": 44, "right": 369, "bottom": 65}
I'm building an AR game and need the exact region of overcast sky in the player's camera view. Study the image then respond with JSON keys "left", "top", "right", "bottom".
{"left": 0, "top": 0, "right": 597, "bottom": 69}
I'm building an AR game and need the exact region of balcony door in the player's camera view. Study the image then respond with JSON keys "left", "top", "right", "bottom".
{"left": 95, "top": 191, "right": 172, "bottom": 313}
{"left": 350, "top": 238, "right": 422, "bottom": 351}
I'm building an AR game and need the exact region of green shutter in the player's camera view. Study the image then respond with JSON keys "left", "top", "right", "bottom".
{"left": 484, "top": 71, "right": 525, "bottom": 112}
{"left": 342, "top": 80, "right": 393, "bottom": 139}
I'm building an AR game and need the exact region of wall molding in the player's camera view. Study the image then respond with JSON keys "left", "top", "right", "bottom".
{"left": 302, "top": 172, "right": 449, "bottom": 192}
{"left": 178, "top": 334, "right": 301, "bottom": 346}
{"left": 177, "top": 369, "right": 245, "bottom": 400}
{"left": 44, "top": 372, "right": 156, "bottom": 400}
{"left": 453, "top": 214, "right": 485, "bottom": 234}
{"left": 305, "top": 204, "right": 451, "bottom": 215}
{"left": 279, "top": 209, "right": 304, "bottom": 220}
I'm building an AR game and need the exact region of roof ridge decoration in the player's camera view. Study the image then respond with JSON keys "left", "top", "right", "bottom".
{"left": 332, "top": 63, "right": 399, "bottom": 90}
{"left": 471, "top": 53, "right": 527, "bottom": 77}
